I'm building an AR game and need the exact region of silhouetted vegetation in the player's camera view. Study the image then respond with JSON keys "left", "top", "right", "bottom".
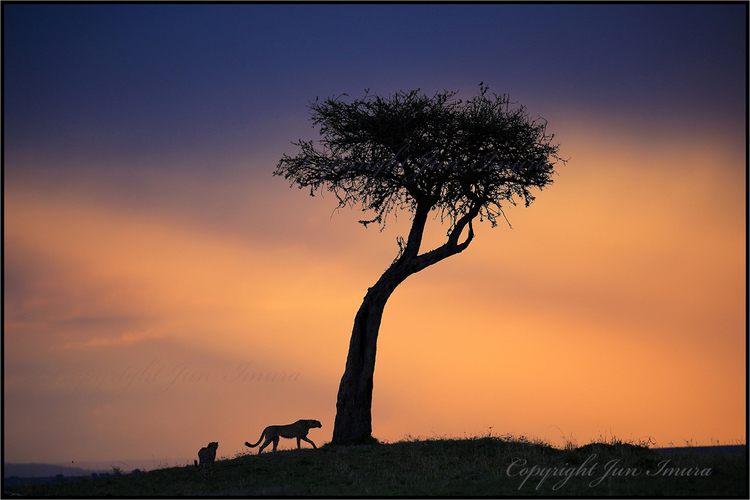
{"left": 6, "top": 435, "right": 745, "bottom": 496}
{"left": 275, "top": 85, "right": 566, "bottom": 445}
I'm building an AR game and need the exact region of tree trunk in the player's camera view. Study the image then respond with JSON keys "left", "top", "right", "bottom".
{"left": 331, "top": 201, "right": 478, "bottom": 445}
{"left": 331, "top": 272, "right": 401, "bottom": 444}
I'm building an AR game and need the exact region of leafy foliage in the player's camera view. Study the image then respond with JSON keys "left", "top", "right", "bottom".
{"left": 275, "top": 85, "right": 565, "bottom": 232}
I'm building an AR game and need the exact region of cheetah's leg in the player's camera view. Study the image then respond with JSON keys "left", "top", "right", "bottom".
{"left": 300, "top": 436, "right": 317, "bottom": 449}
{"left": 258, "top": 438, "right": 272, "bottom": 454}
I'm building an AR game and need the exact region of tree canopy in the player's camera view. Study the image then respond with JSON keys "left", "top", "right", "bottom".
{"left": 275, "top": 85, "right": 563, "bottom": 236}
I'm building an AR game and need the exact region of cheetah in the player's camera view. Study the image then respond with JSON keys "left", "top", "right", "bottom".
{"left": 245, "top": 419, "right": 321, "bottom": 453}
{"left": 194, "top": 441, "right": 218, "bottom": 467}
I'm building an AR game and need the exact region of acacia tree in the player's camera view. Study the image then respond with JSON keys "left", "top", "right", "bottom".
{"left": 274, "top": 85, "right": 564, "bottom": 445}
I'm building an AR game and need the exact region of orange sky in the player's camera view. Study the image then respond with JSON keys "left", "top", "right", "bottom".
{"left": 4, "top": 114, "right": 745, "bottom": 466}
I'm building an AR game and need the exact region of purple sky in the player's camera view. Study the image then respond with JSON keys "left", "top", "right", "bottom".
{"left": 4, "top": 3, "right": 744, "bottom": 167}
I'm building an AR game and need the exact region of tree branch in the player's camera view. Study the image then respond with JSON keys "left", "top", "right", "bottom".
{"left": 394, "top": 199, "right": 431, "bottom": 264}
{"left": 406, "top": 203, "right": 479, "bottom": 275}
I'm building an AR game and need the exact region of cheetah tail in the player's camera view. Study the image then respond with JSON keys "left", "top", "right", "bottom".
{"left": 245, "top": 436, "right": 263, "bottom": 448}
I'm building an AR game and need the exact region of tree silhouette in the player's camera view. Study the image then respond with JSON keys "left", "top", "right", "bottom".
{"left": 274, "top": 85, "right": 565, "bottom": 445}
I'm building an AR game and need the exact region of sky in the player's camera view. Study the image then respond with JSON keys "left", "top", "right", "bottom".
{"left": 3, "top": 3, "right": 746, "bottom": 469}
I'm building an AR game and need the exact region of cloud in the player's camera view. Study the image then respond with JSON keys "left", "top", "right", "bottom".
{"left": 62, "top": 329, "right": 160, "bottom": 350}
{"left": 3, "top": 112, "right": 744, "bottom": 463}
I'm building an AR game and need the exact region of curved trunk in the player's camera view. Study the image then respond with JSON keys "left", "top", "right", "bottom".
{"left": 331, "top": 201, "right": 478, "bottom": 445}
{"left": 331, "top": 272, "right": 401, "bottom": 444}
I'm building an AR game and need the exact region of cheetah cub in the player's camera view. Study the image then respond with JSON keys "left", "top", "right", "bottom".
{"left": 194, "top": 441, "right": 218, "bottom": 467}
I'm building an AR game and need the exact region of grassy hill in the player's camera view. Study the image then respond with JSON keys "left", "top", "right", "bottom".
{"left": 5, "top": 435, "right": 746, "bottom": 496}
